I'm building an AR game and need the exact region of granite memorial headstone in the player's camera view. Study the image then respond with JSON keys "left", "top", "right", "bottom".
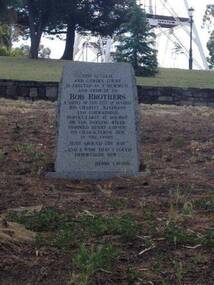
{"left": 51, "top": 62, "right": 140, "bottom": 179}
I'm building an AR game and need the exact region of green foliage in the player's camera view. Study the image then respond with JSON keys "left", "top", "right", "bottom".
{"left": 3, "top": 0, "right": 134, "bottom": 59}
{"left": 79, "top": 213, "right": 139, "bottom": 241}
{"left": 181, "top": 201, "right": 193, "bottom": 216}
{"left": 203, "top": 6, "right": 214, "bottom": 32}
{"left": 203, "top": 6, "right": 214, "bottom": 69}
{"left": 164, "top": 223, "right": 214, "bottom": 247}
{"left": 108, "top": 197, "right": 129, "bottom": 209}
{"left": 51, "top": 228, "right": 77, "bottom": 250}
{"left": 153, "top": 254, "right": 166, "bottom": 273}
{"left": 0, "top": 44, "right": 51, "bottom": 58}
{"left": 0, "top": 24, "right": 12, "bottom": 49}
{"left": 8, "top": 207, "right": 69, "bottom": 231}
{"left": 72, "top": 244, "right": 119, "bottom": 285}
{"left": 114, "top": 3, "right": 158, "bottom": 76}
{"left": 174, "top": 136, "right": 185, "bottom": 148}
{"left": 0, "top": 46, "right": 27, "bottom": 57}
{"left": 172, "top": 259, "right": 185, "bottom": 284}
{"left": 0, "top": 23, "right": 28, "bottom": 57}
{"left": 49, "top": 0, "right": 134, "bottom": 60}
{"left": 0, "top": 46, "right": 10, "bottom": 56}
{"left": 207, "top": 31, "right": 214, "bottom": 69}
{"left": 127, "top": 268, "right": 142, "bottom": 284}
{"left": 141, "top": 206, "right": 158, "bottom": 235}
{"left": 50, "top": 0, "right": 133, "bottom": 35}
{"left": 164, "top": 223, "right": 198, "bottom": 246}
{"left": 8, "top": 208, "right": 139, "bottom": 251}
{"left": 6, "top": 0, "right": 54, "bottom": 58}
{"left": 201, "top": 229, "right": 214, "bottom": 247}
{"left": 194, "top": 198, "right": 214, "bottom": 211}
{"left": 50, "top": 213, "right": 139, "bottom": 249}
{"left": 10, "top": 47, "right": 27, "bottom": 56}
{"left": 0, "top": 1, "right": 6, "bottom": 20}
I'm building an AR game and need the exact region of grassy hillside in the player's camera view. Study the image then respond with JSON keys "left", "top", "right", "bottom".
{"left": 0, "top": 56, "right": 65, "bottom": 82}
{"left": 0, "top": 56, "right": 213, "bottom": 88}
{"left": 137, "top": 68, "right": 214, "bottom": 89}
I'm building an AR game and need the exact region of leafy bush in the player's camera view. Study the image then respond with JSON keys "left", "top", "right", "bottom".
{"left": 0, "top": 47, "right": 9, "bottom": 56}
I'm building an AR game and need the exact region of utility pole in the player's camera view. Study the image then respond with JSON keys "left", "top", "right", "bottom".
{"left": 188, "top": 7, "right": 194, "bottom": 70}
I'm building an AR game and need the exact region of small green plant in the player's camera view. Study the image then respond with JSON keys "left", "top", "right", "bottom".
{"left": 164, "top": 223, "right": 198, "bottom": 246}
{"left": 0, "top": 47, "right": 10, "bottom": 56}
{"left": 194, "top": 198, "right": 214, "bottom": 211}
{"left": 51, "top": 228, "right": 77, "bottom": 250}
{"left": 127, "top": 268, "right": 142, "bottom": 284}
{"left": 201, "top": 229, "right": 214, "bottom": 247}
{"left": 112, "top": 214, "right": 139, "bottom": 241}
{"left": 72, "top": 244, "right": 119, "bottom": 285}
{"left": 35, "top": 233, "right": 47, "bottom": 247}
{"left": 79, "top": 213, "right": 139, "bottom": 241}
{"left": 14, "top": 143, "right": 48, "bottom": 174}
{"left": 168, "top": 186, "right": 194, "bottom": 222}
{"left": 169, "top": 185, "right": 189, "bottom": 207}
{"left": 15, "top": 143, "right": 47, "bottom": 160}
{"left": 182, "top": 201, "right": 194, "bottom": 216}
{"left": 8, "top": 207, "right": 70, "bottom": 232}
{"left": 14, "top": 143, "right": 34, "bottom": 154}
{"left": 161, "top": 279, "right": 170, "bottom": 285}
{"left": 153, "top": 254, "right": 166, "bottom": 273}
{"left": 190, "top": 252, "right": 209, "bottom": 265}
{"left": 174, "top": 137, "right": 185, "bottom": 148}
{"left": 79, "top": 215, "right": 109, "bottom": 237}
{"left": 142, "top": 207, "right": 158, "bottom": 235}
{"left": 164, "top": 223, "right": 214, "bottom": 247}
{"left": 0, "top": 150, "right": 4, "bottom": 161}
{"left": 172, "top": 259, "right": 185, "bottom": 284}
{"left": 108, "top": 197, "right": 128, "bottom": 209}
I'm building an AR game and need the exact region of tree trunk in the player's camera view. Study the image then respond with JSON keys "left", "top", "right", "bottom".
{"left": 30, "top": 32, "right": 42, "bottom": 59}
{"left": 61, "top": 22, "right": 76, "bottom": 60}
{"left": 28, "top": 0, "right": 42, "bottom": 59}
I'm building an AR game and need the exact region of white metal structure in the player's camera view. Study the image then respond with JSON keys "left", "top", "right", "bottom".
{"left": 74, "top": 0, "right": 209, "bottom": 70}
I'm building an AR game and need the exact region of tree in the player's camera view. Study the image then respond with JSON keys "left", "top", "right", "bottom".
{"left": 14, "top": 0, "right": 53, "bottom": 59}
{"left": 0, "top": 24, "right": 12, "bottom": 49}
{"left": 2, "top": 0, "right": 53, "bottom": 58}
{"left": 203, "top": 6, "right": 214, "bottom": 69}
{"left": 0, "top": 1, "right": 6, "bottom": 20}
{"left": 114, "top": 3, "right": 158, "bottom": 76}
{"left": 0, "top": 1, "right": 23, "bottom": 54}
{"left": 2, "top": 0, "right": 134, "bottom": 60}
{"left": 48, "top": 0, "right": 134, "bottom": 60}
{"left": 203, "top": 5, "right": 214, "bottom": 32}
{"left": 207, "top": 31, "right": 214, "bottom": 69}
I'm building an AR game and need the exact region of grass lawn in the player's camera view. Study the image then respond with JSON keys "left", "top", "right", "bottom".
{"left": 0, "top": 56, "right": 214, "bottom": 88}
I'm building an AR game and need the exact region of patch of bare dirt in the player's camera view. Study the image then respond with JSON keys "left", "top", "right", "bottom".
{"left": 0, "top": 99, "right": 213, "bottom": 285}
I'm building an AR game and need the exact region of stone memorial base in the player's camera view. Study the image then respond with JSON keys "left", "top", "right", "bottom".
{"left": 47, "top": 171, "right": 141, "bottom": 180}
{"left": 51, "top": 62, "right": 141, "bottom": 181}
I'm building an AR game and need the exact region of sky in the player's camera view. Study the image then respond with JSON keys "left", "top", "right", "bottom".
{"left": 150, "top": 0, "right": 213, "bottom": 69}
{"left": 15, "top": 0, "right": 213, "bottom": 69}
